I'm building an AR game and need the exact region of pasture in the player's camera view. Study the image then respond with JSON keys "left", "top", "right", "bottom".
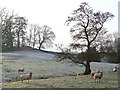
{"left": 0, "top": 50, "right": 119, "bottom": 88}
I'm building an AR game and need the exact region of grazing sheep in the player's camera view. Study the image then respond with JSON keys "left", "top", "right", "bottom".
{"left": 93, "top": 72, "right": 103, "bottom": 83}
{"left": 20, "top": 72, "right": 32, "bottom": 83}
{"left": 112, "top": 67, "right": 117, "bottom": 72}
{"left": 18, "top": 68, "right": 24, "bottom": 73}
{"left": 90, "top": 70, "right": 100, "bottom": 78}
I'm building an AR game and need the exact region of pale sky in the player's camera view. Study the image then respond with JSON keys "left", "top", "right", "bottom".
{"left": 0, "top": 0, "right": 119, "bottom": 51}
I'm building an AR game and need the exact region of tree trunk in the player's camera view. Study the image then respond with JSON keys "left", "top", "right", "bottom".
{"left": 39, "top": 46, "right": 41, "bottom": 50}
{"left": 39, "top": 40, "right": 44, "bottom": 50}
{"left": 83, "top": 42, "right": 91, "bottom": 75}
{"left": 84, "top": 61, "right": 91, "bottom": 75}
{"left": 39, "top": 43, "right": 42, "bottom": 50}
{"left": 17, "top": 35, "right": 20, "bottom": 48}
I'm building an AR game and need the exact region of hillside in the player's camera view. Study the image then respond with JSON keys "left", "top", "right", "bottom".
{"left": 1, "top": 49, "right": 119, "bottom": 88}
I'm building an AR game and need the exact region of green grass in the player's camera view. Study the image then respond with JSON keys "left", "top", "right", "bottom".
{"left": 2, "top": 71, "right": 118, "bottom": 88}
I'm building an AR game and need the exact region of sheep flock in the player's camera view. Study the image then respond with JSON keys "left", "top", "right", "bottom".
{"left": 16, "top": 66, "right": 117, "bottom": 83}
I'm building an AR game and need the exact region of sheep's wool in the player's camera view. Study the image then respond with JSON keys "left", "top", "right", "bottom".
{"left": 20, "top": 74, "right": 31, "bottom": 80}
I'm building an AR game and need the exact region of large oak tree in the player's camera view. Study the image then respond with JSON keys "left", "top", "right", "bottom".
{"left": 66, "top": 2, "right": 114, "bottom": 74}
{"left": 56, "top": 2, "right": 114, "bottom": 75}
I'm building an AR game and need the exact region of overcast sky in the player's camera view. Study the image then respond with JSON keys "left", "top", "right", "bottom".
{"left": 0, "top": 0, "right": 119, "bottom": 51}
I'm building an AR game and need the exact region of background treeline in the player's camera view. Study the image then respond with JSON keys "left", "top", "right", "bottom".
{"left": 0, "top": 8, "right": 55, "bottom": 52}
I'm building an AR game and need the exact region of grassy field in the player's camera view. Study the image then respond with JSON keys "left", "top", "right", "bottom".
{"left": 2, "top": 71, "right": 118, "bottom": 88}
{"left": 1, "top": 51, "right": 119, "bottom": 88}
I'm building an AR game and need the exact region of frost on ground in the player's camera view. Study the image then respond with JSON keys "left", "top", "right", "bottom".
{"left": 1, "top": 50, "right": 54, "bottom": 60}
{"left": 0, "top": 50, "right": 119, "bottom": 88}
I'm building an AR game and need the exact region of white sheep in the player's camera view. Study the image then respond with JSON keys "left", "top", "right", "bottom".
{"left": 18, "top": 68, "right": 24, "bottom": 73}
{"left": 20, "top": 72, "right": 32, "bottom": 83}
{"left": 112, "top": 67, "right": 117, "bottom": 72}
{"left": 90, "top": 70, "right": 100, "bottom": 78}
{"left": 93, "top": 71, "right": 103, "bottom": 83}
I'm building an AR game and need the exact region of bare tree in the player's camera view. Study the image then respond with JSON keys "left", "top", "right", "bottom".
{"left": 99, "top": 33, "right": 115, "bottom": 53}
{"left": 28, "top": 24, "right": 39, "bottom": 48}
{"left": 37, "top": 25, "right": 55, "bottom": 50}
{"left": 37, "top": 26, "right": 42, "bottom": 49}
{"left": 113, "top": 32, "right": 119, "bottom": 52}
{"left": 0, "top": 8, "right": 5, "bottom": 51}
{"left": 27, "top": 24, "right": 55, "bottom": 50}
{"left": 0, "top": 8, "right": 16, "bottom": 51}
{"left": 27, "top": 24, "right": 33, "bottom": 47}
{"left": 56, "top": 2, "right": 114, "bottom": 75}
{"left": 13, "top": 16, "right": 27, "bottom": 48}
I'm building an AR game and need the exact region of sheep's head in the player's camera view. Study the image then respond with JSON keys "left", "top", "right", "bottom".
{"left": 100, "top": 72, "right": 103, "bottom": 76}
{"left": 115, "top": 67, "right": 117, "bottom": 69}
